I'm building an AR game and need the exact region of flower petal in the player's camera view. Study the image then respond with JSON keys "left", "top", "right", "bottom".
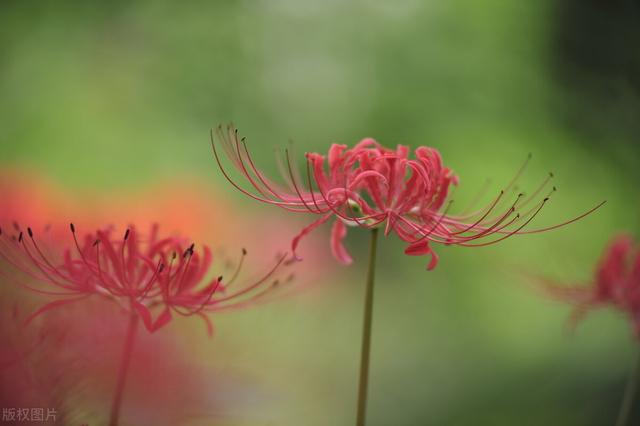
{"left": 291, "top": 214, "right": 332, "bottom": 261}
{"left": 404, "top": 240, "right": 439, "bottom": 270}
{"left": 24, "top": 295, "right": 89, "bottom": 325}
{"left": 133, "top": 302, "right": 172, "bottom": 333}
{"left": 331, "top": 220, "right": 353, "bottom": 265}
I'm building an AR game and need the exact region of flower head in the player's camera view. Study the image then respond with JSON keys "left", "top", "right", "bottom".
{"left": 212, "top": 125, "right": 604, "bottom": 270}
{"left": 0, "top": 223, "right": 288, "bottom": 335}
{"left": 542, "top": 235, "right": 640, "bottom": 337}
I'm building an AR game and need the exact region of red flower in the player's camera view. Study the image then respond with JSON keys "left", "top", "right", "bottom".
{"left": 212, "top": 125, "right": 604, "bottom": 270}
{"left": 0, "top": 223, "right": 287, "bottom": 335}
{"left": 543, "top": 235, "right": 640, "bottom": 337}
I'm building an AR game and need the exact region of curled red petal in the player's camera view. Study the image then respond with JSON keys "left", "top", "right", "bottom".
{"left": 404, "top": 240, "right": 439, "bottom": 271}
{"left": 133, "top": 302, "right": 172, "bottom": 333}
{"left": 331, "top": 219, "right": 353, "bottom": 265}
{"left": 291, "top": 214, "right": 332, "bottom": 261}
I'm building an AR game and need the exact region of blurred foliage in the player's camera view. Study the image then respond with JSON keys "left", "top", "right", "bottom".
{"left": 1, "top": 0, "right": 640, "bottom": 425}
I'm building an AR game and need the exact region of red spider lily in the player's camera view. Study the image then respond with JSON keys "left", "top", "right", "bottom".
{"left": 0, "top": 223, "right": 288, "bottom": 336}
{"left": 211, "top": 125, "right": 605, "bottom": 270}
{"left": 542, "top": 235, "right": 640, "bottom": 337}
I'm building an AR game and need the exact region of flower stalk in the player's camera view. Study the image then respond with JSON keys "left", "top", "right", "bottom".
{"left": 356, "top": 228, "right": 379, "bottom": 426}
{"left": 109, "top": 311, "right": 139, "bottom": 426}
{"left": 109, "top": 312, "right": 138, "bottom": 426}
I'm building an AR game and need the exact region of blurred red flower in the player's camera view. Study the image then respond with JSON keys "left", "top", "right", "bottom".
{"left": 0, "top": 223, "right": 287, "bottom": 335}
{"left": 542, "top": 235, "right": 640, "bottom": 337}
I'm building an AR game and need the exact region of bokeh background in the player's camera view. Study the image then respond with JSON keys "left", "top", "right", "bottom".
{"left": 1, "top": 1, "right": 640, "bottom": 425}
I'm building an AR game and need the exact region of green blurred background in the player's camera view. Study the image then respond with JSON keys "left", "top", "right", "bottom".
{"left": 1, "top": 1, "right": 640, "bottom": 425}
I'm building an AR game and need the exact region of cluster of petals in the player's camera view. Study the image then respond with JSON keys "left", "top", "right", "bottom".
{"left": 0, "top": 223, "right": 286, "bottom": 335}
{"left": 212, "top": 125, "right": 604, "bottom": 270}
{"left": 544, "top": 235, "right": 640, "bottom": 336}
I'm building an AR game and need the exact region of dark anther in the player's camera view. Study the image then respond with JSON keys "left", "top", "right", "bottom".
{"left": 217, "top": 275, "right": 223, "bottom": 282}
{"left": 242, "top": 248, "right": 247, "bottom": 255}
{"left": 159, "top": 264, "right": 165, "bottom": 273}
{"left": 18, "top": 232, "right": 23, "bottom": 243}
{"left": 27, "top": 227, "right": 33, "bottom": 238}
{"left": 124, "top": 229, "right": 130, "bottom": 241}
{"left": 70, "top": 223, "right": 76, "bottom": 233}
{"left": 93, "top": 239, "right": 100, "bottom": 247}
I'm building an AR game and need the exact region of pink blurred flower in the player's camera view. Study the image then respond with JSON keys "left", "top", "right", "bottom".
{"left": 542, "top": 234, "right": 640, "bottom": 337}
{"left": 0, "top": 223, "right": 287, "bottom": 335}
{"left": 212, "top": 125, "right": 604, "bottom": 270}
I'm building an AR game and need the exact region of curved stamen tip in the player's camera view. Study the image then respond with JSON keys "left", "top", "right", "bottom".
{"left": 242, "top": 248, "right": 247, "bottom": 255}
{"left": 27, "top": 227, "right": 33, "bottom": 238}
{"left": 93, "top": 239, "right": 100, "bottom": 246}
{"left": 552, "top": 186, "right": 557, "bottom": 191}
{"left": 217, "top": 275, "right": 223, "bottom": 282}
{"left": 123, "top": 229, "right": 130, "bottom": 241}
{"left": 172, "top": 251, "right": 177, "bottom": 260}
{"left": 159, "top": 263, "right": 165, "bottom": 273}
{"left": 549, "top": 172, "right": 554, "bottom": 178}
{"left": 183, "top": 243, "right": 195, "bottom": 258}
{"left": 70, "top": 223, "right": 76, "bottom": 233}
{"left": 18, "top": 232, "right": 23, "bottom": 243}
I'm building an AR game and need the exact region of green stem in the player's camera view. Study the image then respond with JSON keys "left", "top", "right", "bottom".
{"left": 109, "top": 312, "right": 139, "bottom": 426}
{"left": 356, "top": 228, "right": 379, "bottom": 426}
{"left": 616, "top": 348, "right": 640, "bottom": 426}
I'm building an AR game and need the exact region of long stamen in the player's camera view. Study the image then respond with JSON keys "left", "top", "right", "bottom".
{"left": 305, "top": 156, "right": 324, "bottom": 212}
{"left": 517, "top": 200, "right": 606, "bottom": 235}
{"left": 407, "top": 200, "right": 455, "bottom": 244}
{"left": 285, "top": 148, "right": 320, "bottom": 213}
{"left": 459, "top": 178, "right": 492, "bottom": 216}
{"left": 175, "top": 244, "right": 195, "bottom": 293}
{"left": 518, "top": 172, "right": 554, "bottom": 210}
{"left": 449, "top": 191, "right": 505, "bottom": 235}
{"left": 120, "top": 229, "right": 131, "bottom": 288}
{"left": 225, "top": 248, "right": 247, "bottom": 289}
{"left": 18, "top": 232, "right": 76, "bottom": 291}
{"left": 461, "top": 197, "right": 550, "bottom": 247}
{"left": 211, "top": 254, "right": 287, "bottom": 304}
{"left": 210, "top": 129, "right": 310, "bottom": 212}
